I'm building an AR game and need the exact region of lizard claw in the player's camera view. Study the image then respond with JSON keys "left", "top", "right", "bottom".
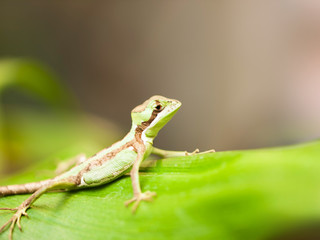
{"left": 185, "top": 149, "right": 200, "bottom": 156}
{"left": 125, "top": 191, "right": 157, "bottom": 213}
{"left": 0, "top": 206, "right": 29, "bottom": 240}
{"left": 186, "top": 148, "right": 215, "bottom": 156}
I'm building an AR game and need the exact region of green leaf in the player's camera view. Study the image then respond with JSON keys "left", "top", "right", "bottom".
{"left": 1, "top": 141, "right": 320, "bottom": 240}
{"left": 0, "top": 58, "right": 73, "bottom": 107}
{"left": 0, "top": 59, "right": 121, "bottom": 175}
{"left": 0, "top": 58, "right": 78, "bottom": 171}
{"left": 1, "top": 108, "right": 120, "bottom": 170}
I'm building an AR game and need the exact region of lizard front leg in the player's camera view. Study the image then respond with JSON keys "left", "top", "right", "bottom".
{"left": 152, "top": 147, "right": 215, "bottom": 158}
{"left": 124, "top": 151, "right": 156, "bottom": 213}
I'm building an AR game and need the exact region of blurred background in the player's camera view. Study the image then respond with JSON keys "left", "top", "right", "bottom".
{"left": 0, "top": 1, "right": 319, "bottom": 174}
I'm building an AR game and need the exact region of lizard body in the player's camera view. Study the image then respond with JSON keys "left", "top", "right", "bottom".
{"left": 0, "top": 95, "right": 214, "bottom": 239}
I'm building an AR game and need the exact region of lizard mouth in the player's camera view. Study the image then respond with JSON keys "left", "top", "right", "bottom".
{"left": 161, "top": 99, "right": 181, "bottom": 118}
{"left": 170, "top": 99, "right": 182, "bottom": 110}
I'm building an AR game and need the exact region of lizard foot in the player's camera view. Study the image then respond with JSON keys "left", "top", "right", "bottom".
{"left": 185, "top": 148, "right": 215, "bottom": 156}
{"left": 125, "top": 191, "right": 157, "bottom": 213}
{"left": 0, "top": 206, "right": 29, "bottom": 240}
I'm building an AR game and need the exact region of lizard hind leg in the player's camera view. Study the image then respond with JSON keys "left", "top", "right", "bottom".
{"left": 0, "top": 206, "right": 29, "bottom": 240}
{"left": 55, "top": 154, "right": 87, "bottom": 175}
{"left": 0, "top": 180, "right": 74, "bottom": 240}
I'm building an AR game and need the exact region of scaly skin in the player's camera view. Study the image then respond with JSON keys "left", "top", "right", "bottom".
{"left": 0, "top": 95, "right": 215, "bottom": 239}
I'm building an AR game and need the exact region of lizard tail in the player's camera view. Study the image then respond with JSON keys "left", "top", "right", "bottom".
{"left": 0, "top": 179, "right": 54, "bottom": 196}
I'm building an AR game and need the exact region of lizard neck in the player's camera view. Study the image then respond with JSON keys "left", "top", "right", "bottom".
{"left": 115, "top": 124, "right": 152, "bottom": 147}
{"left": 131, "top": 123, "right": 154, "bottom": 145}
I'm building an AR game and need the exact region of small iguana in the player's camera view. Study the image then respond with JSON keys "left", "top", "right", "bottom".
{"left": 0, "top": 95, "right": 214, "bottom": 239}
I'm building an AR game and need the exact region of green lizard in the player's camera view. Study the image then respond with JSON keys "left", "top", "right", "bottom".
{"left": 0, "top": 95, "right": 214, "bottom": 239}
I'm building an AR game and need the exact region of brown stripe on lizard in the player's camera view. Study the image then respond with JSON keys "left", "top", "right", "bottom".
{"left": 69, "top": 102, "right": 163, "bottom": 185}
{"left": 0, "top": 96, "right": 204, "bottom": 239}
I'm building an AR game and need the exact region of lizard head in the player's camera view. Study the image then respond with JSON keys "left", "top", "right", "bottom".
{"left": 131, "top": 95, "right": 181, "bottom": 138}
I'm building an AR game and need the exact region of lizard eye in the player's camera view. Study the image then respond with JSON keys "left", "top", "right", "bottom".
{"left": 155, "top": 104, "right": 163, "bottom": 111}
